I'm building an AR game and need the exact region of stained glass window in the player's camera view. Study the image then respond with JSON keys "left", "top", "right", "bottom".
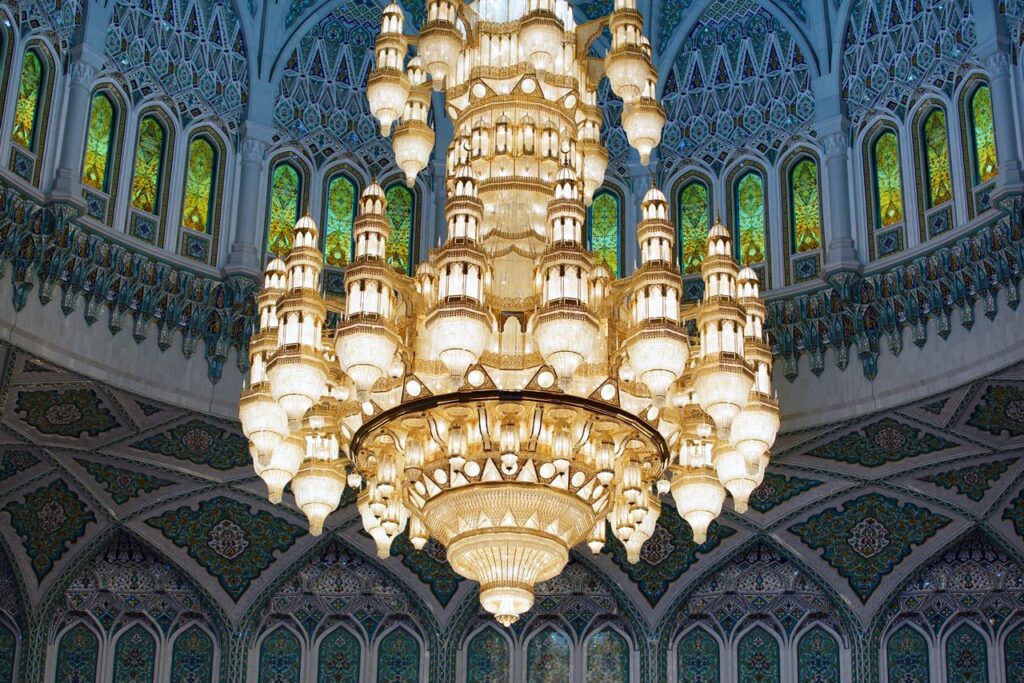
{"left": 259, "top": 627, "right": 301, "bottom": 683}
{"left": 1004, "top": 622, "right": 1024, "bottom": 682}
{"left": 267, "top": 163, "right": 302, "bottom": 255}
{"left": 677, "top": 628, "right": 719, "bottom": 683}
{"left": 923, "top": 110, "right": 952, "bottom": 207}
{"left": 82, "top": 93, "right": 115, "bottom": 191}
{"left": 112, "top": 624, "right": 156, "bottom": 683}
{"left": 586, "top": 629, "right": 629, "bottom": 683}
{"left": 130, "top": 116, "right": 165, "bottom": 214}
{"left": 735, "top": 172, "right": 766, "bottom": 265}
{"left": 590, "top": 191, "right": 620, "bottom": 278}
{"left": 376, "top": 628, "right": 419, "bottom": 683}
{"left": 0, "top": 623, "right": 13, "bottom": 683}
{"left": 385, "top": 184, "right": 413, "bottom": 274}
{"left": 945, "top": 624, "right": 987, "bottom": 683}
{"left": 797, "top": 627, "right": 840, "bottom": 683}
{"left": 886, "top": 625, "right": 929, "bottom": 683}
{"left": 466, "top": 628, "right": 509, "bottom": 683}
{"left": 679, "top": 181, "right": 709, "bottom": 274}
{"left": 55, "top": 624, "right": 99, "bottom": 683}
{"left": 736, "top": 627, "right": 780, "bottom": 683}
{"left": 873, "top": 131, "right": 904, "bottom": 227}
{"left": 970, "top": 85, "right": 998, "bottom": 184}
{"left": 11, "top": 50, "right": 42, "bottom": 150}
{"left": 325, "top": 175, "right": 357, "bottom": 267}
{"left": 788, "top": 159, "right": 821, "bottom": 253}
{"left": 526, "top": 628, "right": 570, "bottom": 683}
{"left": 171, "top": 626, "right": 215, "bottom": 683}
{"left": 181, "top": 138, "right": 217, "bottom": 233}
{"left": 317, "top": 627, "right": 360, "bottom": 683}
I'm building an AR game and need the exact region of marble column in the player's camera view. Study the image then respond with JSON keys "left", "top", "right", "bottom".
{"left": 983, "top": 49, "right": 1023, "bottom": 190}
{"left": 52, "top": 46, "right": 104, "bottom": 196}
{"left": 820, "top": 122, "right": 859, "bottom": 270}
{"left": 226, "top": 122, "right": 275, "bottom": 272}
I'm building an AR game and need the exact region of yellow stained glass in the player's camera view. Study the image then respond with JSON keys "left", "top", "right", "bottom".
{"left": 679, "top": 181, "right": 709, "bottom": 274}
{"left": 385, "top": 184, "right": 412, "bottom": 274}
{"left": 82, "top": 93, "right": 114, "bottom": 191}
{"left": 590, "top": 191, "right": 620, "bottom": 278}
{"left": 873, "top": 131, "right": 904, "bottom": 227}
{"left": 130, "top": 117, "right": 165, "bottom": 213}
{"left": 182, "top": 138, "right": 216, "bottom": 233}
{"left": 790, "top": 159, "right": 821, "bottom": 253}
{"left": 324, "top": 175, "right": 356, "bottom": 267}
{"left": 971, "top": 85, "right": 998, "bottom": 184}
{"left": 923, "top": 109, "right": 952, "bottom": 207}
{"left": 736, "top": 172, "right": 766, "bottom": 265}
{"left": 267, "top": 164, "right": 301, "bottom": 254}
{"left": 11, "top": 51, "right": 42, "bottom": 150}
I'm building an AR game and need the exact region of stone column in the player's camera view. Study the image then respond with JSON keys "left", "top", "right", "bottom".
{"left": 625, "top": 153, "right": 654, "bottom": 276}
{"left": 226, "top": 122, "right": 275, "bottom": 272}
{"left": 820, "top": 122, "right": 860, "bottom": 270}
{"left": 52, "top": 46, "right": 104, "bottom": 196}
{"left": 983, "top": 49, "right": 1023, "bottom": 190}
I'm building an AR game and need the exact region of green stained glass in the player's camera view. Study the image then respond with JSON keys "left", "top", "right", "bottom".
{"left": 590, "top": 191, "right": 620, "bottom": 278}
{"left": 385, "top": 184, "right": 413, "bottom": 274}
{"left": 679, "top": 181, "right": 709, "bottom": 274}
{"left": 182, "top": 138, "right": 216, "bottom": 233}
{"left": 970, "top": 86, "right": 998, "bottom": 184}
{"left": 11, "top": 51, "right": 42, "bottom": 150}
{"left": 923, "top": 110, "right": 952, "bottom": 207}
{"left": 325, "top": 175, "right": 356, "bottom": 267}
{"left": 790, "top": 159, "right": 821, "bottom": 253}
{"left": 82, "top": 93, "right": 114, "bottom": 191}
{"left": 873, "top": 131, "right": 904, "bottom": 227}
{"left": 735, "top": 172, "right": 766, "bottom": 265}
{"left": 130, "top": 117, "right": 165, "bottom": 214}
{"left": 267, "top": 164, "right": 301, "bottom": 254}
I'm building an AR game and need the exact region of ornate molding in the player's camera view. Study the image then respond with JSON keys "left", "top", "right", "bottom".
{"left": 821, "top": 131, "right": 848, "bottom": 159}
{"left": 239, "top": 136, "right": 269, "bottom": 164}
{"left": 68, "top": 61, "right": 97, "bottom": 88}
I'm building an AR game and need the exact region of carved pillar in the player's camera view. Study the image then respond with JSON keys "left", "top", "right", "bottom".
{"left": 626, "top": 153, "right": 654, "bottom": 275}
{"left": 226, "top": 122, "right": 275, "bottom": 272}
{"left": 820, "top": 125, "right": 860, "bottom": 270}
{"left": 983, "top": 50, "right": 1023, "bottom": 190}
{"left": 52, "top": 47, "right": 104, "bottom": 196}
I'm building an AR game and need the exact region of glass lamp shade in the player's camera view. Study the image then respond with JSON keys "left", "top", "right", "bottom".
{"left": 579, "top": 140, "right": 609, "bottom": 205}
{"left": 291, "top": 459, "right": 347, "bottom": 535}
{"left": 603, "top": 47, "right": 650, "bottom": 104}
{"left": 713, "top": 443, "right": 758, "bottom": 514}
{"left": 425, "top": 306, "right": 491, "bottom": 385}
{"left": 534, "top": 309, "right": 599, "bottom": 383}
{"left": 417, "top": 22, "right": 463, "bottom": 89}
{"left": 266, "top": 346, "right": 328, "bottom": 422}
{"left": 693, "top": 354, "right": 754, "bottom": 431}
{"left": 239, "top": 384, "right": 288, "bottom": 457}
{"left": 367, "top": 70, "right": 411, "bottom": 136}
{"left": 622, "top": 99, "right": 665, "bottom": 165}
{"left": 392, "top": 120, "right": 435, "bottom": 186}
{"left": 519, "top": 12, "right": 563, "bottom": 71}
{"left": 670, "top": 465, "right": 724, "bottom": 543}
{"left": 626, "top": 328, "right": 688, "bottom": 405}
{"left": 729, "top": 394, "right": 780, "bottom": 470}
{"left": 258, "top": 436, "right": 305, "bottom": 504}
{"left": 335, "top": 322, "right": 399, "bottom": 397}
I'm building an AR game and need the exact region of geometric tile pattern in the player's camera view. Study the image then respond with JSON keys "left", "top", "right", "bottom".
{"left": 76, "top": 458, "right": 174, "bottom": 505}
{"left": 920, "top": 458, "right": 1014, "bottom": 502}
{"left": 749, "top": 472, "right": 823, "bottom": 513}
{"left": 966, "top": 384, "right": 1024, "bottom": 438}
{"left": 131, "top": 419, "right": 249, "bottom": 470}
{"left": 13, "top": 388, "right": 118, "bottom": 438}
{"left": 3, "top": 480, "right": 96, "bottom": 580}
{"left": 806, "top": 418, "right": 956, "bottom": 467}
{"left": 0, "top": 449, "right": 38, "bottom": 478}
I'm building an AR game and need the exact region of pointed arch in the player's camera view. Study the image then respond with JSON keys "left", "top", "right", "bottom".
{"left": 127, "top": 105, "right": 176, "bottom": 247}
{"left": 524, "top": 624, "right": 572, "bottom": 683}
{"left": 179, "top": 127, "right": 228, "bottom": 264}
{"left": 463, "top": 623, "right": 511, "bottom": 683}
{"left": 80, "top": 82, "right": 129, "bottom": 226}
{"left": 671, "top": 168, "right": 713, "bottom": 282}
{"left": 883, "top": 622, "right": 931, "bottom": 683}
{"left": 862, "top": 120, "right": 906, "bottom": 261}
{"left": 672, "top": 624, "right": 721, "bottom": 683}
{"left": 780, "top": 148, "right": 824, "bottom": 284}
{"left": 321, "top": 169, "right": 359, "bottom": 268}
{"left": 265, "top": 152, "right": 311, "bottom": 255}
{"left": 8, "top": 40, "right": 56, "bottom": 185}
{"left": 53, "top": 621, "right": 100, "bottom": 683}
{"left": 911, "top": 100, "right": 954, "bottom": 242}
{"left": 584, "top": 624, "right": 631, "bottom": 682}
{"left": 169, "top": 623, "right": 217, "bottom": 683}
{"left": 110, "top": 622, "right": 158, "bottom": 683}
{"left": 796, "top": 625, "right": 841, "bottom": 682}
{"left": 735, "top": 624, "right": 781, "bottom": 682}
{"left": 257, "top": 624, "right": 302, "bottom": 683}
{"left": 943, "top": 621, "right": 989, "bottom": 682}
{"left": 383, "top": 182, "right": 416, "bottom": 274}
{"left": 725, "top": 160, "right": 771, "bottom": 287}
{"left": 375, "top": 624, "right": 422, "bottom": 683}
{"left": 589, "top": 188, "right": 622, "bottom": 278}
{"left": 315, "top": 623, "right": 363, "bottom": 683}
{"left": 958, "top": 75, "right": 999, "bottom": 219}
{"left": 1002, "top": 620, "right": 1024, "bottom": 682}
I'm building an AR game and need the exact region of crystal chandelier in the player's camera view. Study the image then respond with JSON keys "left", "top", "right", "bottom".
{"left": 241, "top": 0, "right": 779, "bottom": 627}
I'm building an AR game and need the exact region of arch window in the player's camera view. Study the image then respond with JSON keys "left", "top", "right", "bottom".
{"left": 54, "top": 624, "right": 99, "bottom": 683}
{"left": 796, "top": 627, "right": 840, "bottom": 683}
{"left": 945, "top": 624, "right": 987, "bottom": 682}
{"left": 324, "top": 174, "right": 357, "bottom": 267}
{"left": 968, "top": 85, "right": 997, "bottom": 185}
{"left": 788, "top": 158, "right": 821, "bottom": 254}
{"left": 182, "top": 137, "right": 217, "bottom": 234}
{"left": 11, "top": 50, "right": 42, "bottom": 150}
{"left": 465, "top": 627, "right": 509, "bottom": 683}
{"left": 678, "top": 180, "right": 710, "bottom": 275}
{"left": 526, "top": 627, "right": 570, "bottom": 683}
{"left": 258, "top": 627, "right": 301, "bottom": 683}
{"left": 589, "top": 190, "right": 621, "bottom": 278}
{"left": 170, "top": 626, "right": 214, "bottom": 683}
{"left": 112, "top": 624, "right": 156, "bottom": 683}
{"left": 585, "top": 628, "right": 629, "bottom": 683}
{"left": 886, "top": 625, "right": 929, "bottom": 683}
{"left": 384, "top": 184, "right": 414, "bottom": 274}
{"left": 736, "top": 627, "right": 780, "bottom": 683}
{"left": 872, "top": 130, "right": 904, "bottom": 228}
{"left": 734, "top": 171, "right": 766, "bottom": 265}
{"left": 1005, "top": 622, "right": 1024, "bottom": 681}
{"left": 267, "top": 163, "right": 302, "bottom": 255}
{"left": 82, "top": 93, "right": 115, "bottom": 192}
{"left": 676, "top": 628, "right": 719, "bottom": 682}
{"left": 922, "top": 109, "right": 952, "bottom": 208}
{"left": 376, "top": 627, "right": 419, "bottom": 682}
{"left": 317, "top": 626, "right": 360, "bottom": 683}
{"left": 129, "top": 116, "right": 167, "bottom": 214}
{"left": 0, "top": 622, "right": 12, "bottom": 683}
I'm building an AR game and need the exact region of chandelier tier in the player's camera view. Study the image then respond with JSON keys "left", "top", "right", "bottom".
{"left": 241, "top": 0, "right": 780, "bottom": 627}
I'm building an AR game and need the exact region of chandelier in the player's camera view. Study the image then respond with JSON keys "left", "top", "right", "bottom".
{"left": 240, "top": 0, "right": 779, "bottom": 627}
